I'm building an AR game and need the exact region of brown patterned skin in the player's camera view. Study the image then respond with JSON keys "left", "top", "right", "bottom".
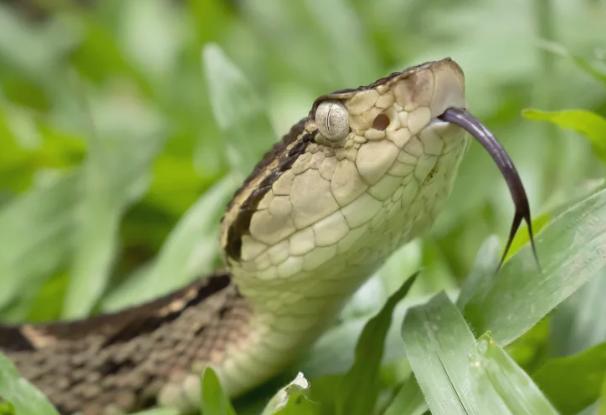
{"left": 1, "top": 274, "right": 251, "bottom": 415}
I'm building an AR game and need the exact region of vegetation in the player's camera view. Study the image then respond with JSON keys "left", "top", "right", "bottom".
{"left": 0, "top": 0, "right": 605, "bottom": 414}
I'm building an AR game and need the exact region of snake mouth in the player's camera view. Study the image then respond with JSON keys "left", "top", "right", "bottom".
{"left": 438, "top": 107, "right": 540, "bottom": 270}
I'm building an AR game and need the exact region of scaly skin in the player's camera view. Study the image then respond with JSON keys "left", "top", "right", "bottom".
{"left": 0, "top": 59, "right": 467, "bottom": 414}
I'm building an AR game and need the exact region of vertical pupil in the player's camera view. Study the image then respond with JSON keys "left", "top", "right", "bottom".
{"left": 372, "top": 113, "right": 390, "bottom": 130}
{"left": 326, "top": 105, "right": 333, "bottom": 133}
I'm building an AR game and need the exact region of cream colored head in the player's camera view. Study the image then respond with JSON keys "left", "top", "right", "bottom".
{"left": 221, "top": 58, "right": 467, "bottom": 310}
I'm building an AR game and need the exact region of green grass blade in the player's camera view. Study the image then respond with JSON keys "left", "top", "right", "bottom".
{"left": 402, "top": 293, "right": 558, "bottom": 415}
{"left": 523, "top": 109, "right": 606, "bottom": 161}
{"left": 301, "top": 0, "right": 378, "bottom": 84}
{"left": 536, "top": 41, "right": 606, "bottom": 86}
{"left": 335, "top": 273, "right": 418, "bottom": 415}
{"left": 0, "top": 353, "right": 59, "bottom": 415}
{"left": 532, "top": 342, "right": 606, "bottom": 414}
{"left": 402, "top": 293, "right": 477, "bottom": 415}
{"left": 202, "top": 44, "right": 275, "bottom": 176}
{"left": 473, "top": 334, "right": 558, "bottom": 414}
{"left": 551, "top": 273, "right": 606, "bottom": 355}
{"left": 382, "top": 376, "right": 426, "bottom": 415}
{"left": 63, "top": 96, "right": 166, "bottom": 318}
{"left": 600, "top": 378, "right": 606, "bottom": 415}
{"left": 571, "top": 54, "right": 606, "bottom": 87}
{"left": 0, "top": 174, "right": 78, "bottom": 311}
{"left": 463, "top": 187, "right": 606, "bottom": 345}
{"left": 0, "top": 5, "right": 72, "bottom": 84}
{"left": 100, "top": 174, "right": 238, "bottom": 311}
{"left": 200, "top": 367, "right": 237, "bottom": 415}
{"left": 456, "top": 236, "right": 500, "bottom": 309}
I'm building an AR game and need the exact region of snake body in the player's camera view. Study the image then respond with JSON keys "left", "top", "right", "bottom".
{"left": 0, "top": 59, "right": 468, "bottom": 414}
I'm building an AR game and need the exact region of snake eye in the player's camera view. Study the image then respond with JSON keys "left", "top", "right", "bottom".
{"left": 315, "top": 100, "right": 350, "bottom": 141}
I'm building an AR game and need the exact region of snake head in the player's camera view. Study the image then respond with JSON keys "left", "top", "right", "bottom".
{"left": 310, "top": 58, "right": 465, "bottom": 147}
{"left": 306, "top": 58, "right": 466, "bottom": 186}
{"left": 221, "top": 59, "right": 469, "bottom": 303}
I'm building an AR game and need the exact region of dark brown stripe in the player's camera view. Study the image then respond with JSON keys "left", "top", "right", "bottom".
{"left": 0, "top": 326, "right": 35, "bottom": 351}
{"left": 224, "top": 120, "right": 315, "bottom": 260}
{"left": 224, "top": 118, "right": 308, "bottom": 215}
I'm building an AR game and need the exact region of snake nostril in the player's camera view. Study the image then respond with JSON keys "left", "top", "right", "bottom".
{"left": 372, "top": 113, "right": 390, "bottom": 130}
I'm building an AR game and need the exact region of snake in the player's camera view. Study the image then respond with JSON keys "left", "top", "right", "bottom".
{"left": 0, "top": 58, "right": 537, "bottom": 415}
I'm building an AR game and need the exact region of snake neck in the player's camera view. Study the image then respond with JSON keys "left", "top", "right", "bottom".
{"left": 214, "top": 122, "right": 467, "bottom": 397}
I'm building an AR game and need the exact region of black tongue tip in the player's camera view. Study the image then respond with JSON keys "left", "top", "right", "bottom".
{"left": 438, "top": 107, "right": 541, "bottom": 272}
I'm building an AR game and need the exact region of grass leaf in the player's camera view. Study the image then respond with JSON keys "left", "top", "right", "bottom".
{"left": 335, "top": 273, "right": 418, "bottom": 415}
{"left": 522, "top": 109, "right": 606, "bottom": 161}
{"left": 200, "top": 367, "right": 237, "bottom": 415}
{"left": 571, "top": 54, "right": 606, "bottom": 87}
{"left": 202, "top": 44, "right": 275, "bottom": 176}
{"left": 0, "top": 353, "right": 59, "bottom": 415}
{"left": 0, "top": 174, "right": 78, "bottom": 312}
{"left": 551, "top": 273, "right": 606, "bottom": 355}
{"left": 63, "top": 93, "right": 166, "bottom": 318}
{"left": 456, "top": 236, "right": 500, "bottom": 309}
{"left": 403, "top": 293, "right": 477, "bottom": 415}
{"left": 473, "top": 334, "right": 558, "bottom": 414}
{"left": 382, "top": 377, "right": 426, "bottom": 415}
{"left": 402, "top": 293, "right": 558, "bottom": 415}
{"left": 101, "top": 175, "right": 238, "bottom": 311}
{"left": 600, "top": 377, "right": 606, "bottom": 414}
{"left": 532, "top": 342, "right": 606, "bottom": 414}
{"left": 463, "top": 187, "right": 606, "bottom": 345}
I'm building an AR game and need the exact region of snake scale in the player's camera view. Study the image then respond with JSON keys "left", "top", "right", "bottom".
{"left": 0, "top": 59, "right": 536, "bottom": 414}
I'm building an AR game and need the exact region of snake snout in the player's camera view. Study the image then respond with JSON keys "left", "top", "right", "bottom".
{"left": 428, "top": 58, "right": 466, "bottom": 119}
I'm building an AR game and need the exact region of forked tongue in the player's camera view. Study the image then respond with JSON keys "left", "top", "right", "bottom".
{"left": 438, "top": 107, "right": 540, "bottom": 270}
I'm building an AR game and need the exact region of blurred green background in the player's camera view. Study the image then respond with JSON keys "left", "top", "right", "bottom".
{"left": 0, "top": 0, "right": 605, "bottom": 412}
